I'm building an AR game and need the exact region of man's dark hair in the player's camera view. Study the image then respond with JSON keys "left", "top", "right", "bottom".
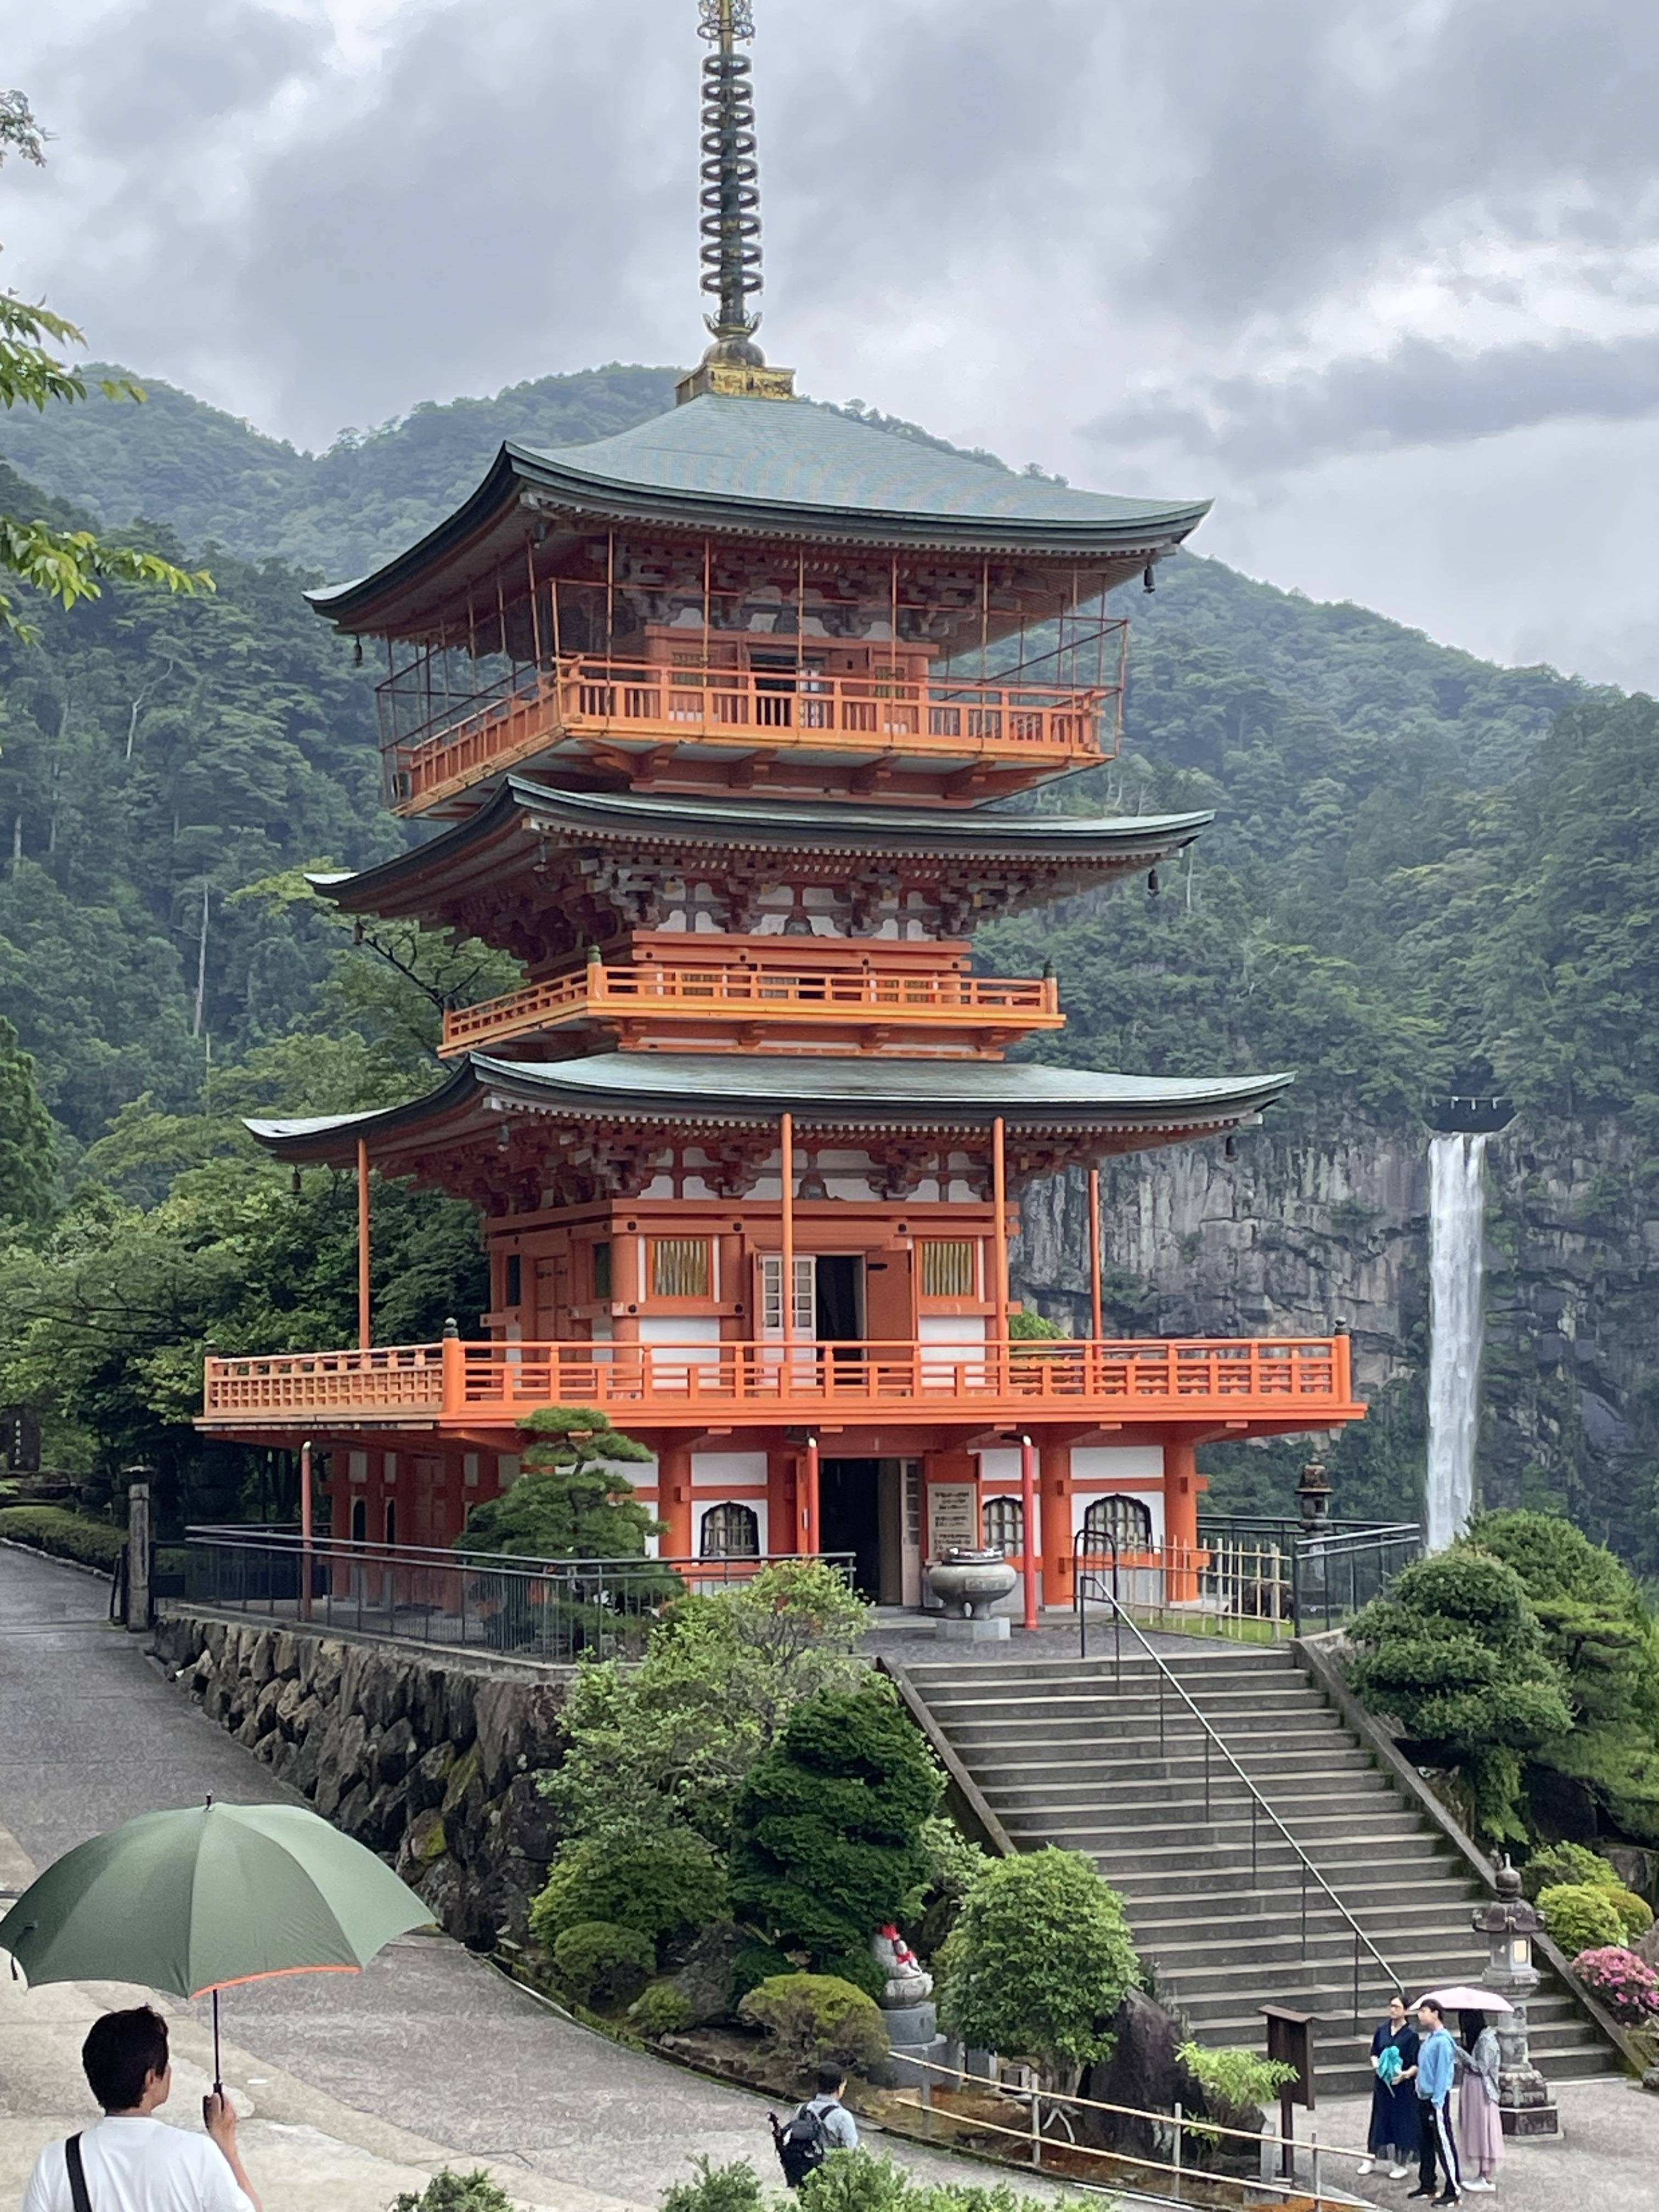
{"left": 82, "top": 2007, "right": 168, "bottom": 2111}
{"left": 1419, "top": 1998, "right": 1444, "bottom": 2021}
{"left": 815, "top": 2064, "right": 845, "bottom": 2097}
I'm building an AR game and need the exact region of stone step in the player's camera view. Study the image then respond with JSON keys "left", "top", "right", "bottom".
{"left": 924, "top": 1684, "right": 1333, "bottom": 1723}
{"left": 966, "top": 1742, "right": 1381, "bottom": 1783}
{"left": 982, "top": 1771, "right": 1397, "bottom": 1813}
{"left": 1007, "top": 1806, "right": 1431, "bottom": 1852}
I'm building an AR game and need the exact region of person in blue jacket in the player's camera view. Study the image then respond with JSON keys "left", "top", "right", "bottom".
{"left": 1410, "top": 1999, "right": 1463, "bottom": 2204}
{"left": 1359, "top": 1994, "right": 1419, "bottom": 2177}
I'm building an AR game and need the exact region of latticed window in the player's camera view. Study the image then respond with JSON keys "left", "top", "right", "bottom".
{"left": 982, "top": 1494, "right": 1024, "bottom": 1556}
{"left": 590, "top": 1241, "right": 613, "bottom": 1300}
{"left": 701, "top": 1502, "right": 760, "bottom": 1559}
{"left": 651, "top": 1237, "right": 710, "bottom": 1299}
{"left": 921, "top": 1239, "right": 976, "bottom": 1297}
{"left": 1081, "top": 1494, "right": 1153, "bottom": 1553}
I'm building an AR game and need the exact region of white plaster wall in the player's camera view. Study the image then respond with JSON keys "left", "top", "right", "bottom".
{"left": 692, "top": 1450, "right": 769, "bottom": 1488}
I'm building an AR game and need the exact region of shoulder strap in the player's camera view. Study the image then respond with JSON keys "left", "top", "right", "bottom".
{"left": 65, "top": 2135, "right": 93, "bottom": 2212}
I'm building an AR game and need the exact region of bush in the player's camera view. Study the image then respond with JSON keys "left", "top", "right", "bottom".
{"left": 731, "top": 1940, "right": 794, "bottom": 2003}
{"left": 530, "top": 1833, "right": 726, "bottom": 1960}
{"left": 1521, "top": 1841, "right": 1621, "bottom": 1899}
{"left": 737, "top": 1973, "right": 890, "bottom": 2083}
{"left": 1345, "top": 1548, "right": 1572, "bottom": 1839}
{"left": 1537, "top": 1882, "right": 1626, "bottom": 1956}
{"left": 729, "top": 1684, "right": 940, "bottom": 1977}
{"left": 629, "top": 1982, "right": 695, "bottom": 2039}
{"left": 0, "top": 1505, "right": 124, "bottom": 1571}
{"left": 1177, "top": 2042, "right": 1299, "bottom": 2126}
{"left": 1570, "top": 1945, "right": 1659, "bottom": 2025}
{"left": 660, "top": 2159, "right": 769, "bottom": 2212}
{"left": 551, "top": 1920, "right": 654, "bottom": 2010}
{"left": 938, "top": 1850, "right": 1140, "bottom": 2086}
{"left": 795, "top": 2148, "right": 1090, "bottom": 2212}
{"left": 1606, "top": 1886, "right": 1655, "bottom": 1940}
{"left": 390, "top": 2172, "right": 515, "bottom": 2212}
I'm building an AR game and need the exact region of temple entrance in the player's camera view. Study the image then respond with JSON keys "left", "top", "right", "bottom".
{"left": 821, "top": 1457, "right": 906, "bottom": 1604}
{"left": 814, "top": 1254, "right": 864, "bottom": 1342}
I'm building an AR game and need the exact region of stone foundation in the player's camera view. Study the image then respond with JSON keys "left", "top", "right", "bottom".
{"left": 153, "top": 1611, "right": 569, "bottom": 1948}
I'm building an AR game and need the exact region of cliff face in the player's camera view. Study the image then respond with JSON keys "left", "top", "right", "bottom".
{"left": 1012, "top": 1114, "right": 1657, "bottom": 1545}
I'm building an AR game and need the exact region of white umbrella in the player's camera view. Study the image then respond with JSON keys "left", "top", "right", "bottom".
{"left": 1412, "top": 1985, "right": 1515, "bottom": 2014}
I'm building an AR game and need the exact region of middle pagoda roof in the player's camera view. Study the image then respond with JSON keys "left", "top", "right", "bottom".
{"left": 309, "top": 776, "right": 1212, "bottom": 945}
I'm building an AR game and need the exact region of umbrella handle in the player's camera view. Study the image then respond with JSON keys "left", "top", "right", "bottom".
{"left": 212, "top": 1988, "right": 222, "bottom": 2095}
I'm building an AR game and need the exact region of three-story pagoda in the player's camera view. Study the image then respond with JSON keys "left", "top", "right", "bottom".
{"left": 202, "top": 0, "right": 1362, "bottom": 1603}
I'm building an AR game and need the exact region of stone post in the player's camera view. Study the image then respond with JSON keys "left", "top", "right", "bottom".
{"left": 126, "top": 1478, "right": 152, "bottom": 1633}
{"left": 1471, "top": 1858, "right": 1558, "bottom": 2136}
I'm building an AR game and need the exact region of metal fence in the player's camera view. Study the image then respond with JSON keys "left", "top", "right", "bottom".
{"left": 183, "top": 1527, "right": 853, "bottom": 1663}
{"left": 1074, "top": 1516, "right": 1420, "bottom": 1642}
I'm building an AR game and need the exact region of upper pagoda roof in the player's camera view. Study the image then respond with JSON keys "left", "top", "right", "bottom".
{"left": 308, "top": 394, "right": 1211, "bottom": 635}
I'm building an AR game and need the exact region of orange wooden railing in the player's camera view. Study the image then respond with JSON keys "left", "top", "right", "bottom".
{"left": 439, "top": 962, "right": 1062, "bottom": 1054}
{"left": 202, "top": 1334, "right": 1358, "bottom": 1427}
{"left": 382, "top": 657, "right": 1118, "bottom": 813}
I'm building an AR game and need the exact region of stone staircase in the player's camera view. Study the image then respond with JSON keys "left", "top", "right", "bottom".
{"left": 898, "top": 1644, "right": 1621, "bottom": 2099}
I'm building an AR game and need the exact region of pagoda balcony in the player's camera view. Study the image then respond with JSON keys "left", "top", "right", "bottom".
{"left": 380, "top": 656, "right": 1120, "bottom": 816}
{"left": 201, "top": 1333, "right": 1359, "bottom": 1433}
{"left": 438, "top": 960, "right": 1063, "bottom": 1058}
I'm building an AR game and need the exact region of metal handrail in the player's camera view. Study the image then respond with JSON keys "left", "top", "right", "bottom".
{"left": 1074, "top": 1549, "right": 1398, "bottom": 2022}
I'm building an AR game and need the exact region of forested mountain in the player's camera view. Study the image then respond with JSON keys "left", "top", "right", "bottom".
{"left": 3, "top": 361, "right": 1657, "bottom": 1554}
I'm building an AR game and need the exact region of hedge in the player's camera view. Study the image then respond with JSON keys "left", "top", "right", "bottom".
{"left": 0, "top": 1506, "right": 125, "bottom": 1571}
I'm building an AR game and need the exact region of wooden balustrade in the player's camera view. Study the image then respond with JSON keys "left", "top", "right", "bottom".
{"left": 439, "top": 962, "right": 1062, "bottom": 1054}
{"left": 383, "top": 657, "right": 1117, "bottom": 814}
{"left": 202, "top": 1334, "right": 1358, "bottom": 1428}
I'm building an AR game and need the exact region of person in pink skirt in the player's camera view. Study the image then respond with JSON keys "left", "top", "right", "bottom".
{"left": 1457, "top": 2010, "right": 1504, "bottom": 2191}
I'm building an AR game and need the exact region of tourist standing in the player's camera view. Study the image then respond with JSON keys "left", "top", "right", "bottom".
{"left": 1457, "top": 2010, "right": 1503, "bottom": 2192}
{"left": 1359, "top": 1994, "right": 1419, "bottom": 2177}
{"left": 1409, "top": 1998, "right": 1462, "bottom": 2204}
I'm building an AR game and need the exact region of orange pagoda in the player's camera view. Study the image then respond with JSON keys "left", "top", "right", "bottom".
{"left": 200, "top": 0, "right": 1362, "bottom": 1605}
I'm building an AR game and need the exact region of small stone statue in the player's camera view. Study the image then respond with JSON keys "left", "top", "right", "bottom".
{"left": 872, "top": 1923, "right": 933, "bottom": 2006}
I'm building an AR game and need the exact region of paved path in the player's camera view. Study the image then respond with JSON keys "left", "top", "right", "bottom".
{"left": 0, "top": 1547, "right": 1072, "bottom": 2211}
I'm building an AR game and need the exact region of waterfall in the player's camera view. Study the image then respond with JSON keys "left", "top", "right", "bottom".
{"left": 1425, "top": 1131, "right": 1489, "bottom": 1551}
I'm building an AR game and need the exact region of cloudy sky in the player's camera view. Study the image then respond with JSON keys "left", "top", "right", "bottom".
{"left": 6, "top": 0, "right": 1659, "bottom": 685}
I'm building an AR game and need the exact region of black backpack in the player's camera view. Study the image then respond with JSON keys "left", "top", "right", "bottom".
{"left": 770, "top": 2101, "right": 830, "bottom": 2188}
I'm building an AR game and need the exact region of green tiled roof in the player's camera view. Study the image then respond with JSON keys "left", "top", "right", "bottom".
{"left": 310, "top": 395, "right": 1210, "bottom": 624}
{"left": 248, "top": 1051, "right": 1289, "bottom": 1163}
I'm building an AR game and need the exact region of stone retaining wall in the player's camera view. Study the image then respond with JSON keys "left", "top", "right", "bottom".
{"left": 153, "top": 1611, "right": 569, "bottom": 1948}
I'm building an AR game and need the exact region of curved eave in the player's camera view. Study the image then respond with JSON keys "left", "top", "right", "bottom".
{"left": 247, "top": 1052, "right": 1291, "bottom": 1167}
{"left": 307, "top": 433, "right": 1211, "bottom": 636}
{"left": 307, "top": 777, "right": 1215, "bottom": 919}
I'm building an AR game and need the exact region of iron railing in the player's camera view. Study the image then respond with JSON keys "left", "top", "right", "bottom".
{"left": 1071, "top": 1564, "right": 1400, "bottom": 2025}
{"left": 1200, "top": 1515, "right": 1421, "bottom": 1635}
{"left": 1069, "top": 1520, "right": 1419, "bottom": 1641}
{"left": 182, "top": 1526, "right": 852, "bottom": 1662}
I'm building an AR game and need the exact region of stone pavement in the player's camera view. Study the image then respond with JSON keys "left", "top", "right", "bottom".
{"left": 0, "top": 1545, "right": 1077, "bottom": 2211}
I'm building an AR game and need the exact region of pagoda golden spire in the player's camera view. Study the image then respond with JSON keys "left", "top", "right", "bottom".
{"left": 678, "top": 0, "right": 796, "bottom": 403}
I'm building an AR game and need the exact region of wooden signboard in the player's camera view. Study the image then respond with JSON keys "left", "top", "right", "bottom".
{"left": 926, "top": 1482, "right": 978, "bottom": 1562}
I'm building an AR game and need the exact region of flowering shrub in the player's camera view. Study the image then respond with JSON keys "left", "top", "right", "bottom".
{"left": 1571, "top": 1944, "right": 1659, "bottom": 2025}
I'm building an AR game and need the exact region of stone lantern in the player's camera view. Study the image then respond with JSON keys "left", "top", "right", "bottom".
{"left": 1471, "top": 1858, "right": 1558, "bottom": 2136}
{"left": 1295, "top": 1457, "right": 1334, "bottom": 1528}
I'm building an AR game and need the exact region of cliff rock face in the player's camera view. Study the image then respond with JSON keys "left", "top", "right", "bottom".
{"left": 1013, "top": 1114, "right": 1657, "bottom": 1539}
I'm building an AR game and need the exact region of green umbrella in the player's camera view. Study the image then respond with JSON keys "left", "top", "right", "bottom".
{"left": 0, "top": 1798, "right": 432, "bottom": 2084}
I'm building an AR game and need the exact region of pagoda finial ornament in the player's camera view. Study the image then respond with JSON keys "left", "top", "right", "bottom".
{"left": 678, "top": 0, "right": 797, "bottom": 404}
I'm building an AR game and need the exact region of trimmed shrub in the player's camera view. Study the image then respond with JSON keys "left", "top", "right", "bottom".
{"left": 660, "top": 2159, "right": 770, "bottom": 2212}
{"left": 1521, "top": 1842, "right": 1620, "bottom": 1899}
{"left": 729, "top": 1683, "right": 940, "bottom": 1977}
{"left": 390, "top": 2174, "right": 515, "bottom": 2212}
{"left": 731, "top": 1940, "right": 794, "bottom": 2004}
{"left": 1571, "top": 1945, "right": 1659, "bottom": 2025}
{"left": 939, "top": 1849, "right": 1140, "bottom": 2084}
{"left": 629, "top": 1982, "right": 695, "bottom": 2039}
{"left": 0, "top": 1505, "right": 124, "bottom": 1571}
{"left": 797, "top": 2148, "right": 1091, "bottom": 2212}
{"left": 1606, "top": 1885, "right": 1655, "bottom": 1939}
{"left": 1537, "top": 1882, "right": 1626, "bottom": 1956}
{"left": 737, "top": 1972, "right": 890, "bottom": 2083}
{"left": 530, "top": 1832, "right": 726, "bottom": 1960}
{"left": 551, "top": 1920, "right": 654, "bottom": 2010}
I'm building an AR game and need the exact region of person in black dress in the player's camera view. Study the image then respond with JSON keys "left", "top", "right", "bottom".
{"left": 1361, "top": 1995, "right": 1420, "bottom": 2177}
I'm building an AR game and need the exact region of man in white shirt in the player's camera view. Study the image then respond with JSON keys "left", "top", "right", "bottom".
{"left": 23, "top": 2005, "right": 260, "bottom": 2212}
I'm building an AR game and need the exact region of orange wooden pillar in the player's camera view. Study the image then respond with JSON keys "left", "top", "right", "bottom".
{"left": 991, "top": 1116, "right": 1009, "bottom": 1390}
{"left": 1164, "top": 1435, "right": 1199, "bottom": 1603}
{"left": 659, "top": 1441, "right": 693, "bottom": 1559}
{"left": 1088, "top": 1166, "right": 1103, "bottom": 1342}
{"left": 1018, "top": 1432, "right": 1039, "bottom": 1629}
{"left": 356, "top": 1136, "right": 371, "bottom": 1350}
{"left": 802, "top": 1432, "right": 821, "bottom": 1556}
{"left": 1041, "top": 1437, "right": 1073, "bottom": 1606}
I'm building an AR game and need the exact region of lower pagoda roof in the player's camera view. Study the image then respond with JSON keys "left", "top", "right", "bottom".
{"left": 247, "top": 1051, "right": 1289, "bottom": 1198}
{"left": 309, "top": 776, "right": 1211, "bottom": 945}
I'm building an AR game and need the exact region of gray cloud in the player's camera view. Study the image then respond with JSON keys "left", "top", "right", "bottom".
{"left": 1085, "top": 331, "right": 1659, "bottom": 469}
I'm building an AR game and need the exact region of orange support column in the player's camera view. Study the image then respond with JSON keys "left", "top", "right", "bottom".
{"left": 991, "top": 1116, "right": 1009, "bottom": 1391}
{"left": 1018, "top": 1432, "right": 1039, "bottom": 1630}
{"left": 356, "top": 1136, "right": 371, "bottom": 1350}
{"left": 1088, "top": 1166, "right": 1103, "bottom": 1343}
{"left": 1040, "top": 1438, "right": 1073, "bottom": 1606}
{"left": 659, "top": 1442, "right": 693, "bottom": 1560}
{"left": 1164, "top": 1436, "right": 1199, "bottom": 1604}
{"left": 803, "top": 1433, "right": 821, "bottom": 1557}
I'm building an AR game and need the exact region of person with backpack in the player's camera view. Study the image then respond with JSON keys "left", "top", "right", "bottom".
{"left": 24, "top": 2005, "right": 260, "bottom": 2212}
{"left": 770, "top": 2067, "right": 858, "bottom": 2188}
